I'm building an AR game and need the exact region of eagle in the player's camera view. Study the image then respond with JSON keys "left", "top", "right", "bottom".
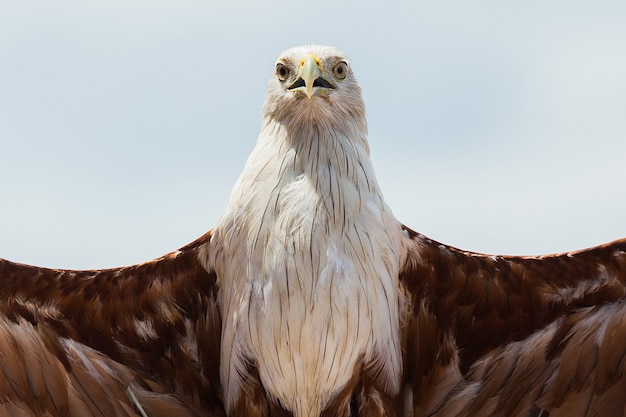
{"left": 1, "top": 45, "right": 626, "bottom": 417}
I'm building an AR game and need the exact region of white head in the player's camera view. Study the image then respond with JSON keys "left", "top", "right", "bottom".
{"left": 262, "top": 45, "right": 368, "bottom": 149}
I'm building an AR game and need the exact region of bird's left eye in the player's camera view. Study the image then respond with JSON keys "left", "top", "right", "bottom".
{"left": 276, "top": 63, "right": 290, "bottom": 81}
{"left": 333, "top": 61, "right": 348, "bottom": 80}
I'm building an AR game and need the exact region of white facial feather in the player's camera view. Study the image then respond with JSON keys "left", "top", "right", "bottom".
{"left": 205, "top": 45, "right": 406, "bottom": 417}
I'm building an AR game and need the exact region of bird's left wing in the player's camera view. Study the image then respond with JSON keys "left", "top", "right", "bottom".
{"left": 398, "top": 226, "right": 626, "bottom": 416}
{"left": 0, "top": 231, "right": 224, "bottom": 416}
{"left": 426, "top": 299, "right": 626, "bottom": 417}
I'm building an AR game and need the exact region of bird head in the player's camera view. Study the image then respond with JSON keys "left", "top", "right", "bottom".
{"left": 263, "top": 45, "right": 366, "bottom": 133}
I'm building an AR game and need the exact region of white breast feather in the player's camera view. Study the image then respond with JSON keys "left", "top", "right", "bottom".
{"left": 205, "top": 46, "right": 406, "bottom": 417}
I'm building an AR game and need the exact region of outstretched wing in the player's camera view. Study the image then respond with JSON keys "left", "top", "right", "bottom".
{"left": 0, "top": 231, "right": 224, "bottom": 417}
{"left": 429, "top": 300, "right": 626, "bottom": 417}
{"left": 399, "top": 226, "right": 626, "bottom": 416}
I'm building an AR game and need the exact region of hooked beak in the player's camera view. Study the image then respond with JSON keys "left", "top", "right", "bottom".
{"left": 288, "top": 54, "right": 335, "bottom": 98}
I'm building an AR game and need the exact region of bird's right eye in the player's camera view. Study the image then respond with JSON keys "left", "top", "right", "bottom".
{"left": 276, "top": 63, "right": 290, "bottom": 81}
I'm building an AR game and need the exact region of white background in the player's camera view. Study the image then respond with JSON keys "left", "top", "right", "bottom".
{"left": 1, "top": 1, "right": 625, "bottom": 268}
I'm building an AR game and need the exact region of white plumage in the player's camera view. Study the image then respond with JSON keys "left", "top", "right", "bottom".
{"left": 205, "top": 45, "right": 404, "bottom": 416}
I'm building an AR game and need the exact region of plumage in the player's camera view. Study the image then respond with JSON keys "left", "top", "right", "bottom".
{"left": 1, "top": 44, "right": 626, "bottom": 416}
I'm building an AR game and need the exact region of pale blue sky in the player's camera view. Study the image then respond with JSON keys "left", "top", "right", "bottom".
{"left": 1, "top": 1, "right": 625, "bottom": 268}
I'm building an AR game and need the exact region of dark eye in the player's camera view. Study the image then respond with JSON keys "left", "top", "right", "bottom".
{"left": 276, "top": 63, "right": 290, "bottom": 81}
{"left": 333, "top": 61, "right": 348, "bottom": 80}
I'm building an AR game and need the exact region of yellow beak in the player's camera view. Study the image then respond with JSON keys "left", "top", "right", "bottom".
{"left": 288, "top": 54, "right": 335, "bottom": 98}
{"left": 300, "top": 54, "right": 322, "bottom": 98}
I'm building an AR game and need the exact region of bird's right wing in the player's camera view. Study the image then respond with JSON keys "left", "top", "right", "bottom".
{"left": 0, "top": 230, "right": 225, "bottom": 416}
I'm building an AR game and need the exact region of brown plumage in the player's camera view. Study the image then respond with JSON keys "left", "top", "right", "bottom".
{"left": 2, "top": 45, "right": 626, "bottom": 416}
{"left": 0, "top": 231, "right": 223, "bottom": 417}
{"left": 400, "top": 227, "right": 626, "bottom": 416}
{"left": 2, "top": 229, "right": 626, "bottom": 416}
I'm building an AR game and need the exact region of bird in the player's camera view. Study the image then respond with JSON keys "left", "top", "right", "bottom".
{"left": 1, "top": 44, "right": 626, "bottom": 417}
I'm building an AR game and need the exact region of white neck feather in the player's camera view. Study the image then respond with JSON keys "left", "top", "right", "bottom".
{"left": 207, "top": 100, "right": 404, "bottom": 417}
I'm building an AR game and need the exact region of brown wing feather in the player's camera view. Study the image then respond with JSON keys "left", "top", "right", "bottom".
{"left": 400, "top": 226, "right": 626, "bottom": 416}
{"left": 426, "top": 301, "right": 626, "bottom": 417}
{"left": 0, "top": 231, "right": 225, "bottom": 416}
